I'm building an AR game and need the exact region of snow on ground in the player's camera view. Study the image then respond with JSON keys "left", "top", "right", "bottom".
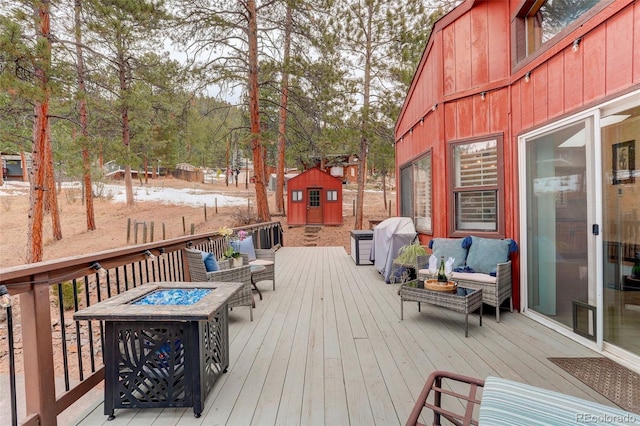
{"left": 0, "top": 181, "right": 247, "bottom": 208}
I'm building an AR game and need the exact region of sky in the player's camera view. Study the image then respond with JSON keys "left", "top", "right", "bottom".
{"left": 0, "top": 181, "right": 248, "bottom": 208}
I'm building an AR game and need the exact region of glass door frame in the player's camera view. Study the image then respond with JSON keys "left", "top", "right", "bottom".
{"left": 518, "top": 109, "right": 603, "bottom": 352}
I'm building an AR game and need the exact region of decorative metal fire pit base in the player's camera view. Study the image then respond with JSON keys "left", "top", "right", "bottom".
{"left": 74, "top": 281, "right": 242, "bottom": 419}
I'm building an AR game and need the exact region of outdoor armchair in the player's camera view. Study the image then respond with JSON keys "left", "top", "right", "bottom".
{"left": 184, "top": 248, "right": 254, "bottom": 321}
{"left": 241, "top": 247, "right": 277, "bottom": 291}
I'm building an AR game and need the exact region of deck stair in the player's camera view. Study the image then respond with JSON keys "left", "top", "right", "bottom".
{"left": 303, "top": 225, "right": 321, "bottom": 246}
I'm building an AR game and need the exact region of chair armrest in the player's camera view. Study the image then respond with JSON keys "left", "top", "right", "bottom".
{"left": 495, "top": 261, "right": 511, "bottom": 289}
{"left": 407, "top": 370, "right": 485, "bottom": 426}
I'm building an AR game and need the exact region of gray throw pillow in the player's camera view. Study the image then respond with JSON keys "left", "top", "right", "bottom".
{"left": 431, "top": 238, "right": 467, "bottom": 269}
{"left": 465, "top": 236, "right": 510, "bottom": 275}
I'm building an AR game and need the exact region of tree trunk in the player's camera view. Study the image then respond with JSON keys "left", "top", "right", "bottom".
{"left": 0, "top": 153, "right": 4, "bottom": 186}
{"left": 117, "top": 44, "right": 134, "bottom": 206}
{"left": 225, "top": 138, "right": 230, "bottom": 186}
{"left": 27, "top": 1, "right": 52, "bottom": 263}
{"left": 28, "top": 104, "right": 46, "bottom": 263}
{"left": 247, "top": 0, "right": 270, "bottom": 222}
{"left": 355, "top": 4, "right": 373, "bottom": 230}
{"left": 382, "top": 170, "right": 387, "bottom": 207}
{"left": 276, "top": 1, "right": 291, "bottom": 215}
{"left": 20, "top": 151, "right": 28, "bottom": 182}
{"left": 44, "top": 130, "right": 62, "bottom": 240}
{"left": 124, "top": 164, "right": 134, "bottom": 205}
{"left": 122, "top": 105, "right": 134, "bottom": 206}
{"left": 75, "top": 0, "right": 95, "bottom": 230}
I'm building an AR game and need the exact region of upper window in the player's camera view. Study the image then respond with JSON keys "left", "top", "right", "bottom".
{"left": 292, "top": 190, "right": 303, "bottom": 202}
{"left": 450, "top": 137, "right": 504, "bottom": 235}
{"left": 517, "top": 0, "right": 603, "bottom": 60}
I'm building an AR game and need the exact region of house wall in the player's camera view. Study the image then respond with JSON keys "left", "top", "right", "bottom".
{"left": 394, "top": 0, "right": 640, "bottom": 311}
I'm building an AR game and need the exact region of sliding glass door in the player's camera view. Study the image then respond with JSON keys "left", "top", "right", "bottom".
{"left": 523, "top": 118, "right": 595, "bottom": 332}
{"left": 601, "top": 104, "right": 640, "bottom": 357}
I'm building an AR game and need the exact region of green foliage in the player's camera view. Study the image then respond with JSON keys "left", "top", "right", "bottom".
{"left": 51, "top": 281, "right": 84, "bottom": 311}
{"left": 0, "top": 0, "right": 457, "bottom": 193}
{"left": 394, "top": 242, "right": 427, "bottom": 266}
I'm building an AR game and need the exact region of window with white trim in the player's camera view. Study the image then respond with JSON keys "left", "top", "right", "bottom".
{"left": 327, "top": 190, "right": 338, "bottom": 201}
{"left": 414, "top": 154, "right": 432, "bottom": 233}
{"left": 451, "top": 138, "right": 503, "bottom": 233}
{"left": 400, "top": 153, "right": 432, "bottom": 233}
{"left": 292, "top": 190, "right": 303, "bottom": 202}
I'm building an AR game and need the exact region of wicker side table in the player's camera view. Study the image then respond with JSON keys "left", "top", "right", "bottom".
{"left": 399, "top": 282, "right": 483, "bottom": 337}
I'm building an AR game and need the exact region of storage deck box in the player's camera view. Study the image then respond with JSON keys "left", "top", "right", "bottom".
{"left": 350, "top": 230, "right": 374, "bottom": 265}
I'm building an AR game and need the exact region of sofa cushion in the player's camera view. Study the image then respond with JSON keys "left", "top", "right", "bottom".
{"left": 465, "top": 236, "right": 510, "bottom": 275}
{"left": 430, "top": 238, "right": 467, "bottom": 269}
{"left": 249, "top": 259, "right": 274, "bottom": 266}
{"left": 479, "top": 376, "right": 635, "bottom": 426}
{"left": 451, "top": 271, "right": 496, "bottom": 283}
{"left": 232, "top": 236, "right": 257, "bottom": 261}
{"left": 200, "top": 251, "right": 219, "bottom": 272}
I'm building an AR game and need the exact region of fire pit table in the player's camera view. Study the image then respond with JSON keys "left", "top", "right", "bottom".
{"left": 74, "top": 281, "right": 242, "bottom": 420}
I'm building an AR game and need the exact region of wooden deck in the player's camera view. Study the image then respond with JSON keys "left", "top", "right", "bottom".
{"left": 74, "top": 246, "right": 612, "bottom": 425}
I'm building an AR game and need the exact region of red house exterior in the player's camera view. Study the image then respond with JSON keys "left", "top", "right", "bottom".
{"left": 286, "top": 167, "right": 343, "bottom": 226}
{"left": 396, "top": 0, "right": 639, "bottom": 368}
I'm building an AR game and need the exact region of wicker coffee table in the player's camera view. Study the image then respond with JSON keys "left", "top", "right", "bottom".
{"left": 399, "top": 281, "right": 482, "bottom": 337}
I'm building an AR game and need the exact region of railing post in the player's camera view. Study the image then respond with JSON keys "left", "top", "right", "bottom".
{"left": 21, "top": 274, "right": 58, "bottom": 426}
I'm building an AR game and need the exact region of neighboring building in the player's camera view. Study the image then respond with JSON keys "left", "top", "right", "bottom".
{"left": 286, "top": 167, "right": 343, "bottom": 226}
{"left": 310, "top": 154, "right": 360, "bottom": 184}
{"left": 1, "top": 153, "right": 31, "bottom": 181}
{"left": 267, "top": 172, "right": 298, "bottom": 192}
{"left": 395, "top": 0, "right": 639, "bottom": 368}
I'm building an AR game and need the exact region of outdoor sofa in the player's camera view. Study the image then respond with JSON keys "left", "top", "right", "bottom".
{"left": 416, "top": 236, "right": 516, "bottom": 322}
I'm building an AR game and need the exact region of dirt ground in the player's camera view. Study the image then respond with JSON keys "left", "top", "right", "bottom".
{"left": 0, "top": 176, "right": 393, "bottom": 268}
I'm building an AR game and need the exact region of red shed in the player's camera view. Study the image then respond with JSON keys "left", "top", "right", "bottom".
{"left": 286, "top": 167, "right": 343, "bottom": 226}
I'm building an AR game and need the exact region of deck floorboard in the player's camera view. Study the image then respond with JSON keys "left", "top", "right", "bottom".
{"left": 73, "top": 246, "right": 613, "bottom": 425}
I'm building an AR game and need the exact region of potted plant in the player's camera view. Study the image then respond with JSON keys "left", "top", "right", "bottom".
{"left": 223, "top": 246, "right": 242, "bottom": 267}
{"left": 394, "top": 241, "right": 426, "bottom": 267}
{"left": 218, "top": 226, "right": 242, "bottom": 267}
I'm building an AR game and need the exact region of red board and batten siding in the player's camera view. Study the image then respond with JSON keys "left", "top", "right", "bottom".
{"left": 394, "top": 0, "right": 640, "bottom": 311}
{"left": 286, "top": 167, "right": 343, "bottom": 226}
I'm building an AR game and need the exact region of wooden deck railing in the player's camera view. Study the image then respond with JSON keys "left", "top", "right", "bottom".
{"left": 0, "top": 221, "right": 283, "bottom": 426}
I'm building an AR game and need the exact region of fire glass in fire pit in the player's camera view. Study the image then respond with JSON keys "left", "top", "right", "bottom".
{"left": 131, "top": 288, "right": 212, "bottom": 305}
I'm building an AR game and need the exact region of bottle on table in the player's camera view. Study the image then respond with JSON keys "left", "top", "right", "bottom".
{"left": 437, "top": 256, "right": 448, "bottom": 283}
